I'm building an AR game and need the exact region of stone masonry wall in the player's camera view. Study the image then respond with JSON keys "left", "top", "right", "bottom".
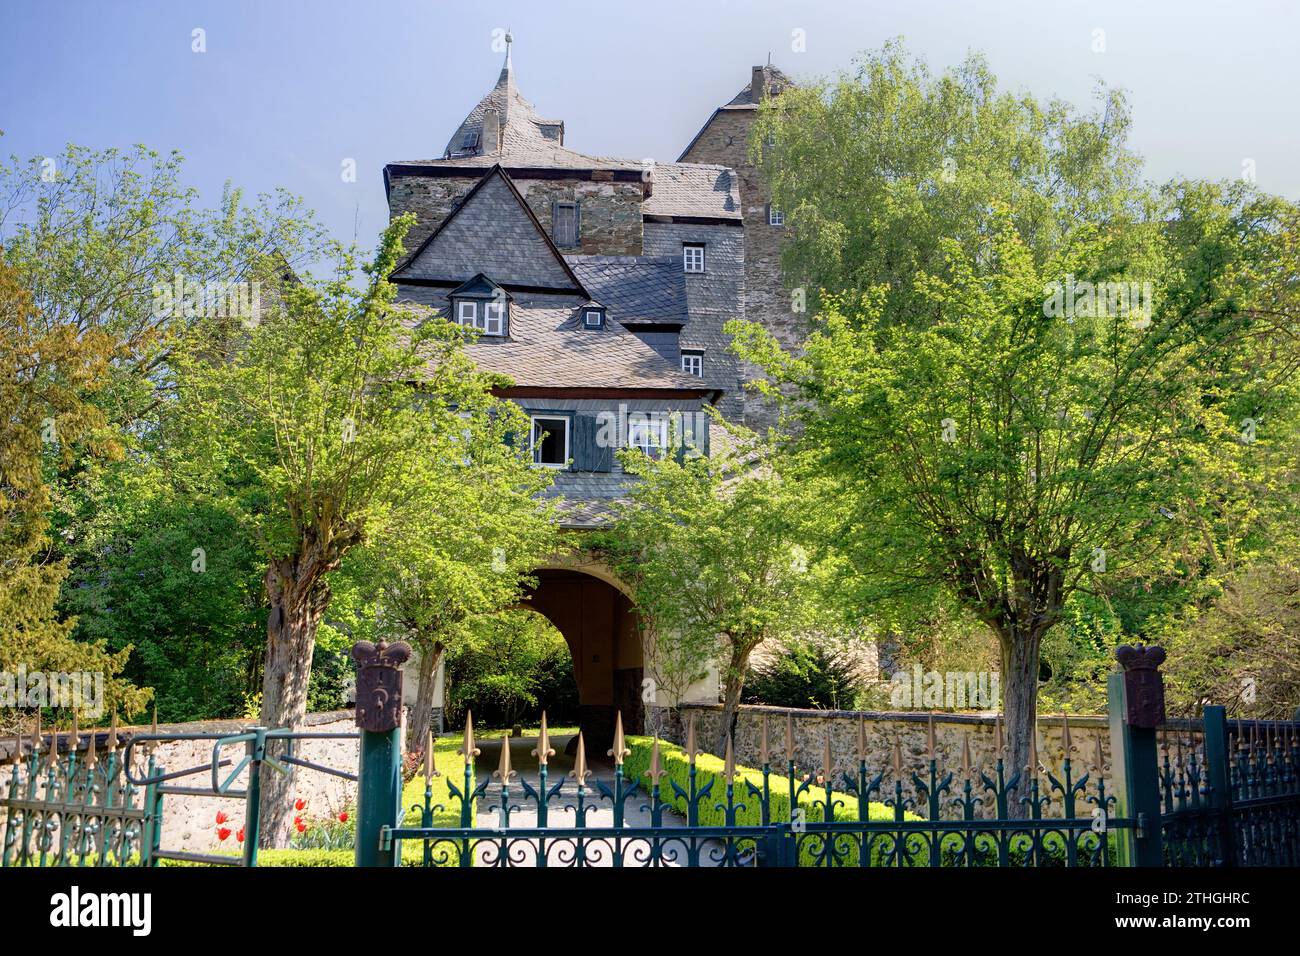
{"left": 0, "top": 712, "right": 363, "bottom": 854}
{"left": 388, "top": 174, "right": 645, "bottom": 260}
{"left": 648, "top": 702, "right": 1205, "bottom": 814}
{"left": 680, "top": 109, "right": 803, "bottom": 431}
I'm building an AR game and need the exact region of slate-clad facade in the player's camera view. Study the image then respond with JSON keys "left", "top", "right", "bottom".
{"left": 384, "top": 42, "right": 792, "bottom": 527}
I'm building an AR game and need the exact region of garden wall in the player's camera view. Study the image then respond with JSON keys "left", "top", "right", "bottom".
{"left": 648, "top": 702, "right": 1207, "bottom": 813}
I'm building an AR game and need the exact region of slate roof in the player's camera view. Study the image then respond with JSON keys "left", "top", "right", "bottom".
{"left": 388, "top": 50, "right": 746, "bottom": 223}
{"left": 462, "top": 296, "right": 710, "bottom": 391}
{"left": 391, "top": 166, "right": 586, "bottom": 293}
{"left": 642, "top": 163, "right": 741, "bottom": 220}
{"left": 566, "top": 256, "right": 689, "bottom": 325}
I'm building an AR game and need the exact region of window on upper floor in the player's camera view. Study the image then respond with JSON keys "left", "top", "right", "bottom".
{"left": 462, "top": 129, "right": 481, "bottom": 151}
{"left": 683, "top": 243, "right": 706, "bottom": 273}
{"left": 628, "top": 414, "right": 668, "bottom": 459}
{"left": 530, "top": 415, "right": 570, "bottom": 468}
{"left": 553, "top": 202, "right": 579, "bottom": 248}
{"left": 453, "top": 295, "right": 508, "bottom": 336}
{"left": 583, "top": 306, "right": 606, "bottom": 329}
{"left": 681, "top": 350, "right": 704, "bottom": 377}
{"left": 768, "top": 204, "right": 784, "bottom": 227}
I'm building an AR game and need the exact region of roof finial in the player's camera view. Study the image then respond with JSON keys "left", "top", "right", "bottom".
{"left": 505, "top": 29, "right": 513, "bottom": 71}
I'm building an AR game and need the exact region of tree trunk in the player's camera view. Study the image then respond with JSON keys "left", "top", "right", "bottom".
{"left": 999, "top": 626, "right": 1043, "bottom": 820}
{"left": 407, "top": 640, "right": 445, "bottom": 760}
{"left": 257, "top": 555, "right": 331, "bottom": 848}
{"left": 713, "top": 639, "right": 754, "bottom": 757}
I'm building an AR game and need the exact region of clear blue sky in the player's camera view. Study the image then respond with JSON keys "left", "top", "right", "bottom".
{"left": 3, "top": 0, "right": 1297, "bottom": 252}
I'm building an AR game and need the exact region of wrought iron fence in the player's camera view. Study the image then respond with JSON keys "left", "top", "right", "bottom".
{"left": 1, "top": 715, "right": 358, "bottom": 867}
{"left": 5, "top": 641, "right": 1299, "bottom": 868}
{"left": 387, "top": 711, "right": 1133, "bottom": 868}
{"left": 1159, "top": 710, "right": 1300, "bottom": 867}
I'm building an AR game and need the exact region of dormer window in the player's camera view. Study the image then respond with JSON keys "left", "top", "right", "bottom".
{"left": 683, "top": 243, "right": 706, "bottom": 273}
{"left": 449, "top": 274, "right": 510, "bottom": 337}
{"left": 681, "top": 349, "right": 704, "bottom": 376}
{"left": 462, "top": 129, "right": 481, "bottom": 151}
{"left": 582, "top": 305, "right": 606, "bottom": 329}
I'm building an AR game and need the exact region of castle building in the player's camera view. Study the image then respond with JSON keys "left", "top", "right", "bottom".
{"left": 385, "top": 40, "right": 794, "bottom": 744}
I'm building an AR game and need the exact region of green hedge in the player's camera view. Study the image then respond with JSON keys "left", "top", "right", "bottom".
{"left": 624, "top": 735, "right": 913, "bottom": 866}
{"left": 623, "top": 736, "right": 1116, "bottom": 867}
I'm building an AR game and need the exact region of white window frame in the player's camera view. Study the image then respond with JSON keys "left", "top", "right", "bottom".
{"left": 768, "top": 206, "right": 784, "bottom": 226}
{"left": 628, "top": 414, "right": 669, "bottom": 458}
{"left": 483, "top": 301, "right": 505, "bottom": 335}
{"left": 529, "top": 414, "right": 570, "bottom": 469}
{"left": 683, "top": 244, "right": 706, "bottom": 273}
{"left": 681, "top": 351, "right": 703, "bottom": 376}
{"left": 584, "top": 309, "right": 603, "bottom": 328}
{"left": 457, "top": 300, "right": 478, "bottom": 326}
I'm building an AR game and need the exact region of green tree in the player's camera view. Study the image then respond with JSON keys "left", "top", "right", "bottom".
{"left": 0, "top": 259, "right": 147, "bottom": 726}
{"left": 735, "top": 46, "right": 1300, "bottom": 796}
{"left": 168, "top": 215, "right": 513, "bottom": 843}
{"left": 444, "top": 610, "right": 577, "bottom": 730}
{"left": 600, "top": 435, "right": 835, "bottom": 755}
{"left": 327, "top": 386, "right": 558, "bottom": 756}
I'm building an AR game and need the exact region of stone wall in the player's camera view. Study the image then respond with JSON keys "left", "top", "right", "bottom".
{"left": 388, "top": 173, "right": 646, "bottom": 259}
{"left": 648, "top": 702, "right": 1208, "bottom": 814}
{"left": 0, "top": 711, "right": 363, "bottom": 854}
{"left": 680, "top": 108, "right": 803, "bottom": 431}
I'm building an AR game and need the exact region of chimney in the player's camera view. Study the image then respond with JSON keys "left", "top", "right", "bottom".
{"left": 481, "top": 109, "right": 500, "bottom": 154}
{"left": 751, "top": 65, "right": 767, "bottom": 104}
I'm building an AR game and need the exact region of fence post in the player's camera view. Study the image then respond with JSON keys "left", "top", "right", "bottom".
{"left": 1201, "top": 704, "right": 1235, "bottom": 866}
{"left": 352, "top": 640, "right": 411, "bottom": 867}
{"left": 1107, "top": 644, "right": 1166, "bottom": 867}
{"left": 242, "top": 728, "right": 266, "bottom": 867}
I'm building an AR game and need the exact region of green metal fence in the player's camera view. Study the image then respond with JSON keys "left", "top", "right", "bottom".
{"left": 4, "top": 641, "right": 1298, "bottom": 868}
{"left": 1, "top": 721, "right": 358, "bottom": 867}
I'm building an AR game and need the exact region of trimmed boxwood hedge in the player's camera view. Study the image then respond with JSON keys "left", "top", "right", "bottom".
{"left": 623, "top": 735, "right": 915, "bottom": 866}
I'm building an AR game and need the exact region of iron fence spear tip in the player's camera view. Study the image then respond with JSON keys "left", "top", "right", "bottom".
{"left": 533, "top": 711, "right": 553, "bottom": 766}
{"left": 759, "top": 714, "right": 770, "bottom": 765}
{"left": 725, "top": 735, "right": 736, "bottom": 782}
{"left": 608, "top": 711, "right": 629, "bottom": 765}
{"left": 108, "top": 711, "right": 118, "bottom": 752}
{"left": 686, "top": 715, "right": 697, "bottom": 766}
{"left": 785, "top": 713, "right": 795, "bottom": 763}
{"left": 961, "top": 732, "right": 972, "bottom": 778}
{"left": 927, "top": 715, "right": 936, "bottom": 760}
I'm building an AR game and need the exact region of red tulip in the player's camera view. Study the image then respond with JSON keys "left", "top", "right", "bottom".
{"left": 217, "top": 827, "right": 231, "bottom": 841}
{"left": 295, "top": 821, "right": 307, "bottom": 833}
{"left": 236, "top": 828, "right": 245, "bottom": 843}
{"left": 294, "top": 815, "right": 302, "bottom": 827}
{"left": 215, "top": 811, "right": 228, "bottom": 825}
{"left": 338, "top": 812, "right": 348, "bottom": 823}
{"left": 294, "top": 799, "right": 306, "bottom": 811}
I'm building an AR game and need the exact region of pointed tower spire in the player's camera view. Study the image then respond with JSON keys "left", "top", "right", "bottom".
{"left": 532, "top": 711, "right": 554, "bottom": 767}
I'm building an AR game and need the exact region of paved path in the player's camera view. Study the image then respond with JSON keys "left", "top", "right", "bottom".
{"left": 463, "top": 735, "right": 735, "bottom": 867}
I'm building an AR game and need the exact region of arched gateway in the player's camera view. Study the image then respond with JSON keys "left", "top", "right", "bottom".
{"left": 518, "top": 556, "right": 643, "bottom": 754}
